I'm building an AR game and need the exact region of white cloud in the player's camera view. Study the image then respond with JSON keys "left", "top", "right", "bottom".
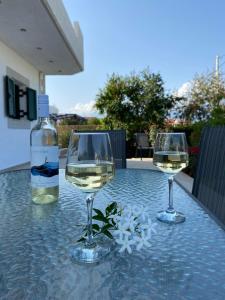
{"left": 69, "top": 100, "right": 100, "bottom": 117}
{"left": 175, "top": 81, "right": 192, "bottom": 98}
{"left": 170, "top": 82, "right": 192, "bottom": 117}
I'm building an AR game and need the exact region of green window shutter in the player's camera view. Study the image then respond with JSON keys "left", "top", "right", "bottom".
{"left": 26, "top": 87, "right": 37, "bottom": 121}
{"left": 5, "top": 76, "right": 20, "bottom": 119}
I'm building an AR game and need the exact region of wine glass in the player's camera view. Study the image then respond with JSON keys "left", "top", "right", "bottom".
{"left": 153, "top": 133, "right": 189, "bottom": 224}
{"left": 65, "top": 132, "right": 115, "bottom": 263}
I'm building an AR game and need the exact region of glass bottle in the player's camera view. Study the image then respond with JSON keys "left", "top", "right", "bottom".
{"left": 30, "top": 95, "right": 59, "bottom": 204}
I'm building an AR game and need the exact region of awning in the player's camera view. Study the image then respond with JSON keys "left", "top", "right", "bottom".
{"left": 0, "top": 0, "right": 84, "bottom": 75}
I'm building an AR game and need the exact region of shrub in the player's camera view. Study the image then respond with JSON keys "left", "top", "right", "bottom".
{"left": 57, "top": 125, "right": 106, "bottom": 148}
{"left": 168, "top": 123, "right": 206, "bottom": 178}
{"left": 168, "top": 125, "right": 193, "bottom": 146}
{"left": 58, "top": 128, "right": 71, "bottom": 148}
{"left": 189, "top": 121, "right": 206, "bottom": 146}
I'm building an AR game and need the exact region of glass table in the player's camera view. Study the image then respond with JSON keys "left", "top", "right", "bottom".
{"left": 0, "top": 169, "right": 225, "bottom": 300}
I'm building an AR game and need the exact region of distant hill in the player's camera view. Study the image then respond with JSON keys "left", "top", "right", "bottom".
{"left": 50, "top": 113, "right": 86, "bottom": 125}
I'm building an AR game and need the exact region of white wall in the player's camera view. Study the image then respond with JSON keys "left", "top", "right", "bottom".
{"left": 0, "top": 40, "right": 40, "bottom": 170}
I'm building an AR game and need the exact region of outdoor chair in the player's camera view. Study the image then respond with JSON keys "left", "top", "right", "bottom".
{"left": 192, "top": 126, "right": 225, "bottom": 227}
{"left": 135, "top": 133, "right": 153, "bottom": 160}
{"left": 78, "top": 130, "right": 126, "bottom": 169}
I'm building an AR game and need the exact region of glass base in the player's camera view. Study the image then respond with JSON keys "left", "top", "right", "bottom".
{"left": 157, "top": 210, "right": 185, "bottom": 224}
{"left": 70, "top": 239, "right": 113, "bottom": 264}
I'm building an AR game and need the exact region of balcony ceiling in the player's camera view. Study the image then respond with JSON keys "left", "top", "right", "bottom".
{"left": 0, "top": 0, "right": 84, "bottom": 75}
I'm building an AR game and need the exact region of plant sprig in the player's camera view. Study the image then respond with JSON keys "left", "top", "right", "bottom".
{"left": 77, "top": 201, "right": 120, "bottom": 242}
{"left": 77, "top": 202, "right": 157, "bottom": 254}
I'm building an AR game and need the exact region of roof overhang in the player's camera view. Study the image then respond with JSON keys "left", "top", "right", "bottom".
{"left": 0, "top": 0, "right": 84, "bottom": 75}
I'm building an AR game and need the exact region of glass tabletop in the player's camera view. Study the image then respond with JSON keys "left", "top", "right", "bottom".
{"left": 0, "top": 169, "right": 225, "bottom": 300}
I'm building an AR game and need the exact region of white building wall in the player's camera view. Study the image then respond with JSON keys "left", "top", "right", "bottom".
{"left": 0, "top": 40, "right": 40, "bottom": 170}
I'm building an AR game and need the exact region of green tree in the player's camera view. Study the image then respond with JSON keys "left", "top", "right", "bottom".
{"left": 86, "top": 117, "right": 102, "bottom": 125}
{"left": 95, "top": 69, "right": 176, "bottom": 137}
{"left": 209, "top": 106, "right": 225, "bottom": 125}
{"left": 177, "top": 72, "right": 225, "bottom": 122}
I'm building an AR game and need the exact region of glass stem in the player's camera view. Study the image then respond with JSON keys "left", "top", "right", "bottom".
{"left": 167, "top": 176, "right": 175, "bottom": 213}
{"left": 86, "top": 193, "right": 95, "bottom": 246}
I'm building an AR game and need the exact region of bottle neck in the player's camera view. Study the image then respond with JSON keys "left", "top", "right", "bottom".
{"left": 38, "top": 117, "right": 49, "bottom": 121}
{"left": 37, "top": 117, "right": 50, "bottom": 125}
{"left": 38, "top": 101, "right": 49, "bottom": 119}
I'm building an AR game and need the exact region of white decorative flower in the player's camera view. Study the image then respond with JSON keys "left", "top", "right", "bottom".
{"left": 130, "top": 205, "right": 143, "bottom": 218}
{"left": 122, "top": 206, "right": 133, "bottom": 219}
{"left": 124, "top": 216, "right": 136, "bottom": 233}
{"left": 140, "top": 218, "right": 157, "bottom": 236}
{"left": 113, "top": 227, "right": 131, "bottom": 240}
{"left": 134, "top": 231, "right": 151, "bottom": 251}
{"left": 116, "top": 235, "right": 136, "bottom": 254}
{"left": 97, "top": 203, "right": 158, "bottom": 254}
{"left": 113, "top": 214, "right": 126, "bottom": 223}
{"left": 138, "top": 207, "right": 149, "bottom": 223}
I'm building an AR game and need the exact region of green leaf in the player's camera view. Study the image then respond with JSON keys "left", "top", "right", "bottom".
{"left": 102, "top": 230, "right": 113, "bottom": 239}
{"left": 92, "top": 215, "right": 109, "bottom": 223}
{"left": 92, "top": 224, "right": 100, "bottom": 231}
{"left": 77, "top": 237, "right": 86, "bottom": 242}
{"left": 100, "top": 224, "right": 115, "bottom": 240}
{"left": 101, "top": 223, "right": 113, "bottom": 231}
{"left": 93, "top": 208, "right": 105, "bottom": 217}
{"left": 105, "top": 202, "right": 117, "bottom": 215}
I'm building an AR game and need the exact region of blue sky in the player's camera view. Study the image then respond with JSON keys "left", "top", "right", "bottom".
{"left": 46, "top": 0, "right": 225, "bottom": 115}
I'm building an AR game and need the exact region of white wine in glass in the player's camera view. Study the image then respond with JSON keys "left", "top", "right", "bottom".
{"left": 153, "top": 133, "right": 189, "bottom": 224}
{"left": 65, "top": 132, "right": 115, "bottom": 263}
{"left": 153, "top": 151, "right": 188, "bottom": 174}
{"left": 66, "top": 162, "right": 114, "bottom": 192}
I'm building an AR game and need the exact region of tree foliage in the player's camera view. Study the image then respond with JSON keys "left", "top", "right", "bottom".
{"left": 208, "top": 106, "right": 225, "bottom": 125}
{"left": 86, "top": 117, "right": 102, "bottom": 126}
{"left": 95, "top": 69, "right": 176, "bottom": 136}
{"left": 177, "top": 72, "right": 225, "bottom": 122}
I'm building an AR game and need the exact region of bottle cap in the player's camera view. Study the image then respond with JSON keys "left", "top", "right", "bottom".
{"left": 38, "top": 95, "right": 49, "bottom": 117}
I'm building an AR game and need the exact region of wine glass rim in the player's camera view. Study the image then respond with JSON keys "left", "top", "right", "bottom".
{"left": 157, "top": 132, "right": 186, "bottom": 135}
{"left": 72, "top": 131, "right": 109, "bottom": 135}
